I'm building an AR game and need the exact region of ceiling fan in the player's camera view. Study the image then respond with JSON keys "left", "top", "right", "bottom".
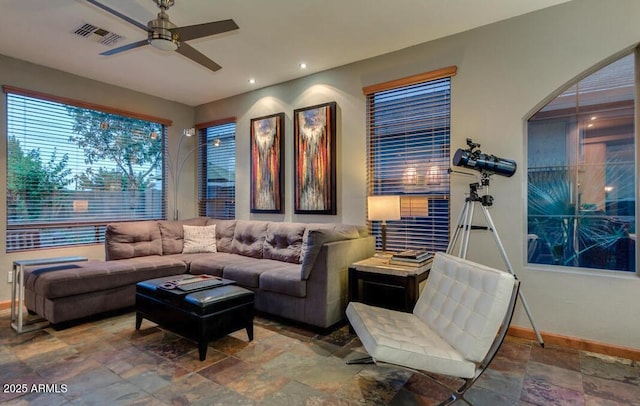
{"left": 85, "top": 0, "right": 239, "bottom": 72}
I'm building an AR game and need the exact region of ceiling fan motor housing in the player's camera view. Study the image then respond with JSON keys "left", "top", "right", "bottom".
{"left": 148, "top": 9, "right": 179, "bottom": 50}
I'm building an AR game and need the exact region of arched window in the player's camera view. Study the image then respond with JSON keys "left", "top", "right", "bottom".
{"left": 527, "top": 52, "right": 636, "bottom": 273}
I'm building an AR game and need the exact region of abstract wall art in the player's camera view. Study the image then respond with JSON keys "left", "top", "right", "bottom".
{"left": 293, "top": 102, "right": 337, "bottom": 214}
{"left": 250, "top": 112, "right": 284, "bottom": 213}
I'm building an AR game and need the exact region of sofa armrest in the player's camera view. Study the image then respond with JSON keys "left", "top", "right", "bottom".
{"left": 304, "top": 236, "right": 375, "bottom": 328}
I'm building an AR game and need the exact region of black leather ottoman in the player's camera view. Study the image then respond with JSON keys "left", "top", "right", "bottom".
{"left": 135, "top": 275, "right": 254, "bottom": 361}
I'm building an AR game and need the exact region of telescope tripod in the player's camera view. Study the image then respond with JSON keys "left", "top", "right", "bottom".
{"left": 447, "top": 178, "right": 544, "bottom": 347}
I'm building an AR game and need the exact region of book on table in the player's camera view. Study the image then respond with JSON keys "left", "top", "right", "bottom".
{"left": 388, "top": 257, "right": 433, "bottom": 267}
{"left": 389, "top": 250, "right": 434, "bottom": 267}
{"left": 391, "top": 250, "right": 433, "bottom": 261}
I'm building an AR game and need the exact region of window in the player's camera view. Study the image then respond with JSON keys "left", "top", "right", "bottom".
{"left": 5, "top": 87, "right": 168, "bottom": 252}
{"left": 197, "top": 120, "right": 236, "bottom": 219}
{"left": 527, "top": 53, "right": 636, "bottom": 272}
{"left": 366, "top": 67, "right": 455, "bottom": 252}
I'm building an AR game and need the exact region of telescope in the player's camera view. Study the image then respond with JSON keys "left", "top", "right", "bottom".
{"left": 452, "top": 138, "right": 517, "bottom": 177}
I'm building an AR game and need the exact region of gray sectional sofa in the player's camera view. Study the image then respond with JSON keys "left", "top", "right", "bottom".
{"left": 24, "top": 218, "right": 375, "bottom": 328}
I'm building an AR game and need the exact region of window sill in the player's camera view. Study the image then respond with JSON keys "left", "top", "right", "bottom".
{"left": 525, "top": 263, "right": 639, "bottom": 280}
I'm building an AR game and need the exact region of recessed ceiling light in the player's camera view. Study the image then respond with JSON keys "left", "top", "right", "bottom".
{"left": 590, "top": 116, "right": 597, "bottom": 120}
{"left": 248, "top": 78, "right": 256, "bottom": 84}
{"left": 299, "top": 62, "right": 307, "bottom": 69}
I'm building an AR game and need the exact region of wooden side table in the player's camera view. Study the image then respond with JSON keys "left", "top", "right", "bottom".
{"left": 348, "top": 255, "right": 431, "bottom": 313}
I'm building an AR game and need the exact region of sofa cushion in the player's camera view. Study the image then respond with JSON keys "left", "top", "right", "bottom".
{"left": 105, "top": 221, "right": 163, "bottom": 260}
{"left": 158, "top": 217, "right": 208, "bottom": 254}
{"left": 299, "top": 223, "right": 333, "bottom": 262}
{"left": 206, "top": 219, "right": 237, "bottom": 253}
{"left": 182, "top": 224, "right": 217, "bottom": 253}
{"left": 187, "top": 252, "right": 254, "bottom": 276}
{"left": 300, "top": 227, "right": 361, "bottom": 279}
{"left": 299, "top": 223, "right": 362, "bottom": 263}
{"left": 223, "top": 258, "right": 285, "bottom": 288}
{"left": 259, "top": 265, "right": 306, "bottom": 298}
{"left": 263, "top": 222, "right": 306, "bottom": 264}
{"left": 24, "top": 257, "right": 186, "bottom": 299}
{"left": 230, "top": 220, "right": 269, "bottom": 258}
{"left": 355, "top": 225, "right": 369, "bottom": 238}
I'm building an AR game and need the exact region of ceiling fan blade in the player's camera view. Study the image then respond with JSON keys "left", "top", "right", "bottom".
{"left": 174, "top": 19, "right": 239, "bottom": 42}
{"left": 176, "top": 43, "right": 222, "bottom": 72}
{"left": 100, "top": 40, "right": 149, "bottom": 56}
{"left": 84, "top": 0, "right": 151, "bottom": 33}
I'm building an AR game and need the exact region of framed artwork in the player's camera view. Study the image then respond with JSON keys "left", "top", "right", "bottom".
{"left": 293, "top": 101, "right": 337, "bottom": 214}
{"left": 250, "top": 112, "right": 285, "bottom": 213}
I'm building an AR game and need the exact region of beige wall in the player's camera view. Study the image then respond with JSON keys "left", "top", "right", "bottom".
{"left": 195, "top": 0, "right": 640, "bottom": 349}
{"left": 0, "top": 54, "right": 195, "bottom": 302}
{"left": 0, "top": 0, "right": 637, "bottom": 349}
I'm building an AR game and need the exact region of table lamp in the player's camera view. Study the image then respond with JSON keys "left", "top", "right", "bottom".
{"left": 368, "top": 195, "right": 401, "bottom": 253}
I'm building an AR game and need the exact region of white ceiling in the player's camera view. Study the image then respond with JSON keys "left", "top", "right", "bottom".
{"left": 0, "top": 0, "right": 572, "bottom": 106}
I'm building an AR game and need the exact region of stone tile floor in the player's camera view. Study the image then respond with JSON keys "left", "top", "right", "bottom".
{"left": 1, "top": 309, "right": 638, "bottom": 405}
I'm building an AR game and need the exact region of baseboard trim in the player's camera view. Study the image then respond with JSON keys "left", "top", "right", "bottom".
{"left": 0, "top": 300, "right": 11, "bottom": 311}
{"left": 508, "top": 326, "right": 640, "bottom": 361}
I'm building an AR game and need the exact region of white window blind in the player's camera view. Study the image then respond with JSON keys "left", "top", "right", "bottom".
{"left": 198, "top": 121, "right": 236, "bottom": 219}
{"left": 367, "top": 75, "right": 452, "bottom": 252}
{"left": 5, "top": 89, "right": 167, "bottom": 252}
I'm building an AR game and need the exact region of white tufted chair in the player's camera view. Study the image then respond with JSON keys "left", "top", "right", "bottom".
{"left": 346, "top": 252, "right": 519, "bottom": 405}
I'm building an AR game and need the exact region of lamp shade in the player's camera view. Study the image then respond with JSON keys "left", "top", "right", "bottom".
{"left": 368, "top": 195, "right": 401, "bottom": 221}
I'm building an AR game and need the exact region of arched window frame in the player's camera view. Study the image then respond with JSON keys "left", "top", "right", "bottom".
{"left": 525, "top": 49, "right": 637, "bottom": 274}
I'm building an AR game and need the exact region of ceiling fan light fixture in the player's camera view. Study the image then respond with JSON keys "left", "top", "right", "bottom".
{"left": 149, "top": 35, "right": 178, "bottom": 51}
{"left": 148, "top": 11, "right": 178, "bottom": 51}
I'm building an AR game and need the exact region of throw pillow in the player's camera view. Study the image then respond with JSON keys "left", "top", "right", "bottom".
{"left": 158, "top": 217, "right": 208, "bottom": 255}
{"left": 182, "top": 224, "right": 217, "bottom": 254}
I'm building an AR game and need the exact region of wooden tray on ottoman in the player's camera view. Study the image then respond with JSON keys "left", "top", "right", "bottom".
{"left": 135, "top": 275, "right": 254, "bottom": 361}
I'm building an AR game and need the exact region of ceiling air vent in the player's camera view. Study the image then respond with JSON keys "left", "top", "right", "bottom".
{"left": 73, "top": 23, "right": 125, "bottom": 47}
